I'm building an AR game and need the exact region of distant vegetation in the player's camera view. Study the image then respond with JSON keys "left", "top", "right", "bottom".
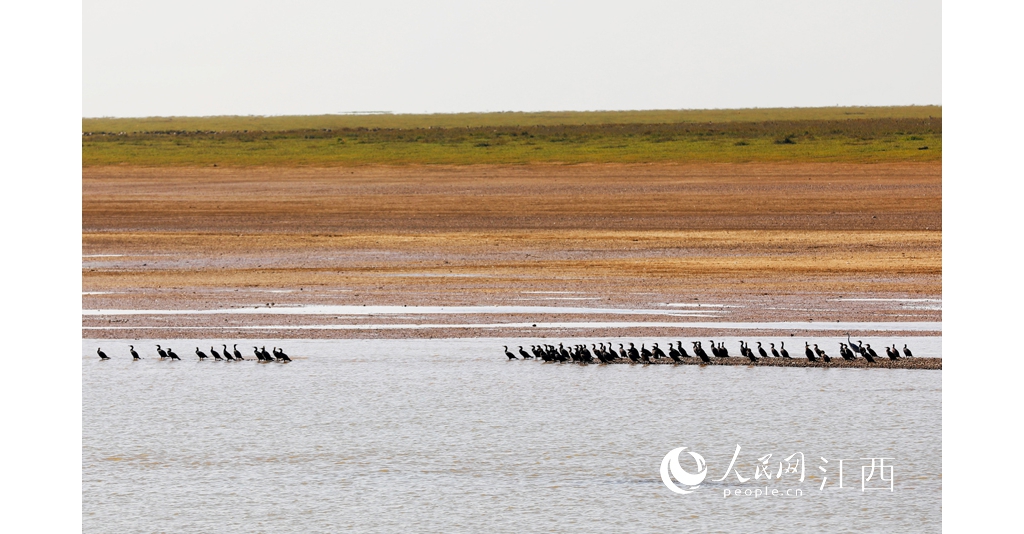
{"left": 83, "top": 106, "right": 941, "bottom": 166}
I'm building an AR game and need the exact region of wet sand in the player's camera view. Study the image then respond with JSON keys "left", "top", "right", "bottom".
{"left": 83, "top": 163, "right": 940, "bottom": 339}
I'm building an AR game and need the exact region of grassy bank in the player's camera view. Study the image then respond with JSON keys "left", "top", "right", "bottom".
{"left": 83, "top": 106, "right": 941, "bottom": 166}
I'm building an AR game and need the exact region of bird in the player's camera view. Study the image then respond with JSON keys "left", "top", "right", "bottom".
{"left": 210, "top": 346, "right": 224, "bottom": 361}
{"left": 222, "top": 344, "right": 234, "bottom": 361}
{"left": 627, "top": 343, "right": 641, "bottom": 363}
{"left": 779, "top": 342, "right": 791, "bottom": 359}
{"left": 861, "top": 347, "right": 876, "bottom": 363}
{"left": 886, "top": 345, "right": 900, "bottom": 361}
{"left": 640, "top": 344, "right": 653, "bottom": 363}
{"left": 676, "top": 341, "right": 692, "bottom": 358}
{"left": 156, "top": 345, "right": 168, "bottom": 359}
{"left": 742, "top": 342, "right": 758, "bottom": 362}
{"left": 710, "top": 340, "right": 722, "bottom": 358}
{"left": 804, "top": 343, "right": 818, "bottom": 362}
{"left": 719, "top": 342, "right": 730, "bottom": 358}
{"left": 814, "top": 344, "right": 830, "bottom": 363}
{"left": 903, "top": 344, "right": 914, "bottom": 358}
{"left": 667, "top": 343, "right": 682, "bottom": 362}
{"left": 275, "top": 348, "right": 291, "bottom": 362}
{"left": 839, "top": 343, "right": 854, "bottom": 361}
{"left": 770, "top": 343, "right": 781, "bottom": 358}
{"left": 233, "top": 344, "right": 244, "bottom": 361}
{"left": 652, "top": 343, "right": 667, "bottom": 360}
{"left": 260, "top": 346, "right": 273, "bottom": 361}
{"left": 519, "top": 346, "right": 532, "bottom": 359}
{"left": 757, "top": 342, "right": 769, "bottom": 359}
{"left": 694, "top": 342, "right": 711, "bottom": 363}
{"left": 129, "top": 345, "right": 140, "bottom": 360}
{"left": 504, "top": 346, "right": 518, "bottom": 360}
{"left": 97, "top": 348, "right": 109, "bottom": 360}
{"left": 196, "top": 347, "right": 209, "bottom": 361}
{"left": 846, "top": 334, "right": 865, "bottom": 356}
{"left": 166, "top": 348, "right": 180, "bottom": 360}
{"left": 253, "top": 346, "right": 264, "bottom": 361}
{"left": 865, "top": 344, "right": 880, "bottom": 361}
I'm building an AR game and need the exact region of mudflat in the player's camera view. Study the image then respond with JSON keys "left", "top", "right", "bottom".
{"left": 83, "top": 163, "right": 940, "bottom": 339}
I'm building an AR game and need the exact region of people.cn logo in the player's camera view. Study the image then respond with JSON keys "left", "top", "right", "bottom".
{"left": 661, "top": 447, "right": 708, "bottom": 494}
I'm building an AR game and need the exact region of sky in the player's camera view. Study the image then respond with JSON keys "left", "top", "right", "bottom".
{"left": 84, "top": 1, "right": 941, "bottom": 117}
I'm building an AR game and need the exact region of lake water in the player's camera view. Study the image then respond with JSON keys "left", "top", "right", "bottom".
{"left": 83, "top": 337, "right": 941, "bottom": 532}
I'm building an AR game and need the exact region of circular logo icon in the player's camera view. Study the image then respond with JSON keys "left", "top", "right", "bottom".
{"left": 661, "top": 447, "right": 707, "bottom": 494}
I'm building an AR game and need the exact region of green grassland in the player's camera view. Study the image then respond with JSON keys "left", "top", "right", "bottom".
{"left": 83, "top": 106, "right": 941, "bottom": 166}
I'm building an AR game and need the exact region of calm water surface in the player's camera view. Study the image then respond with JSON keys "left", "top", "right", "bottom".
{"left": 83, "top": 337, "right": 941, "bottom": 533}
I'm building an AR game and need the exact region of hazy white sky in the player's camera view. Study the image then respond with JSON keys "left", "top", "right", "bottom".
{"left": 83, "top": 0, "right": 940, "bottom": 117}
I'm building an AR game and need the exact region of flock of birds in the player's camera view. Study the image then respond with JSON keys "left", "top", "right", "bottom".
{"left": 94, "top": 344, "right": 292, "bottom": 362}
{"left": 503, "top": 335, "right": 915, "bottom": 364}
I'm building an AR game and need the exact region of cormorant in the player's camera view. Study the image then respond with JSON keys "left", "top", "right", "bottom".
{"left": 233, "top": 344, "right": 243, "bottom": 361}
{"left": 694, "top": 342, "right": 711, "bottom": 363}
{"left": 260, "top": 346, "right": 273, "bottom": 361}
{"left": 166, "top": 348, "right": 180, "bottom": 360}
{"left": 640, "top": 344, "right": 653, "bottom": 363}
{"left": 770, "top": 343, "right": 781, "bottom": 358}
{"left": 519, "top": 346, "right": 532, "bottom": 359}
{"left": 156, "top": 345, "right": 168, "bottom": 359}
{"left": 804, "top": 343, "right": 818, "bottom": 362}
{"left": 129, "top": 345, "right": 140, "bottom": 360}
{"left": 275, "top": 348, "right": 291, "bottom": 362}
{"left": 710, "top": 340, "right": 721, "bottom": 358}
{"left": 903, "top": 344, "right": 914, "bottom": 358}
{"left": 757, "top": 342, "right": 768, "bottom": 359}
{"left": 210, "top": 346, "right": 224, "bottom": 361}
{"left": 779, "top": 342, "right": 791, "bottom": 359}
{"left": 628, "top": 343, "right": 641, "bottom": 363}
{"left": 97, "top": 348, "right": 109, "bottom": 360}
{"left": 222, "top": 344, "right": 234, "bottom": 361}
{"left": 676, "top": 341, "right": 691, "bottom": 358}
{"left": 885, "top": 345, "right": 900, "bottom": 361}
{"left": 253, "top": 346, "right": 264, "bottom": 361}
{"left": 668, "top": 343, "right": 682, "bottom": 362}
{"left": 865, "top": 344, "right": 880, "bottom": 361}
{"left": 196, "top": 347, "right": 209, "bottom": 361}
{"left": 504, "top": 346, "right": 518, "bottom": 360}
{"left": 652, "top": 343, "right": 667, "bottom": 360}
{"left": 814, "top": 344, "right": 830, "bottom": 363}
{"left": 719, "top": 342, "right": 730, "bottom": 358}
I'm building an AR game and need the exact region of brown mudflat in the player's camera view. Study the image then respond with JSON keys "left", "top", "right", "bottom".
{"left": 83, "top": 163, "right": 941, "bottom": 339}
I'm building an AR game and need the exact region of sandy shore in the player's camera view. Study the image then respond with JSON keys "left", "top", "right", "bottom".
{"left": 83, "top": 163, "right": 940, "bottom": 339}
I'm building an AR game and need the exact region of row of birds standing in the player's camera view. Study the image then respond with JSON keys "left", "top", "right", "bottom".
{"left": 504, "top": 336, "right": 914, "bottom": 364}
{"left": 95, "top": 344, "right": 291, "bottom": 362}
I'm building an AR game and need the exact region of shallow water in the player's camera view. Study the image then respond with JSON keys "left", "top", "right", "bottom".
{"left": 83, "top": 338, "right": 940, "bottom": 533}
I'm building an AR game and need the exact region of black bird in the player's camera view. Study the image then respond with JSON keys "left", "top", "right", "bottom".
{"left": 903, "top": 344, "right": 914, "bottom": 358}
{"left": 156, "top": 344, "right": 168, "bottom": 359}
{"left": 693, "top": 342, "right": 711, "bottom": 363}
{"left": 129, "top": 345, "right": 140, "bottom": 360}
{"left": 757, "top": 342, "right": 769, "bottom": 359}
{"left": 668, "top": 343, "right": 682, "bottom": 362}
{"left": 886, "top": 345, "right": 900, "bottom": 361}
{"left": 222, "top": 344, "right": 234, "bottom": 361}
{"left": 676, "top": 341, "right": 692, "bottom": 358}
{"left": 233, "top": 344, "right": 244, "bottom": 361}
{"left": 166, "top": 348, "right": 180, "bottom": 360}
{"left": 710, "top": 340, "right": 721, "bottom": 358}
{"left": 627, "top": 343, "right": 641, "bottom": 363}
{"left": 839, "top": 343, "right": 854, "bottom": 361}
{"left": 804, "top": 343, "right": 818, "bottom": 362}
{"left": 719, "top": 342, "right": 730, "bottom": 358}
{"left": 196, "top": 347, "right": 209, "bottom": 361}
{"left": 770, "top": 343, "right": 781, "bottom": 358}
{"left": 814, "top": 344, "right": 830, "bottom": 363}
{"left": 617, "top": 344, "right": 631, "bottom": 363}
{"left": 519, "top": 346, "right": 532, "bottom": 359}
{"left": 97, "top": 348, "right": 109, "bottom": 360}
{"left": 741, "top": 341, "right": 758, "bottom": 362}
{"left": 210, "top": 346, "right": 224, "bottom": 361}
{"left": 861, "top": 346, "right": 876, "bottom": 363}
{"left": 865, "top": 344, "right": 880, "bottom": 361}
{"left": 652, "top": 343, "right": 667, "bottom": 360}
{"left": 260, "top": 346, "right": 273, "bottom": 361}
{"left": 779, "top": 342, "right": 791, "bottom": 359}
{"left": 504, "top": 346, "right": 518, "bottom": 360}
{"left": 275, "top": 347, "right": 291, "bottom": 362}
{"left": 253, "top": 346, "right": 264, "bottom": 361}
{"left": 640, "top": 344, "right": 653, "bottom": 363}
